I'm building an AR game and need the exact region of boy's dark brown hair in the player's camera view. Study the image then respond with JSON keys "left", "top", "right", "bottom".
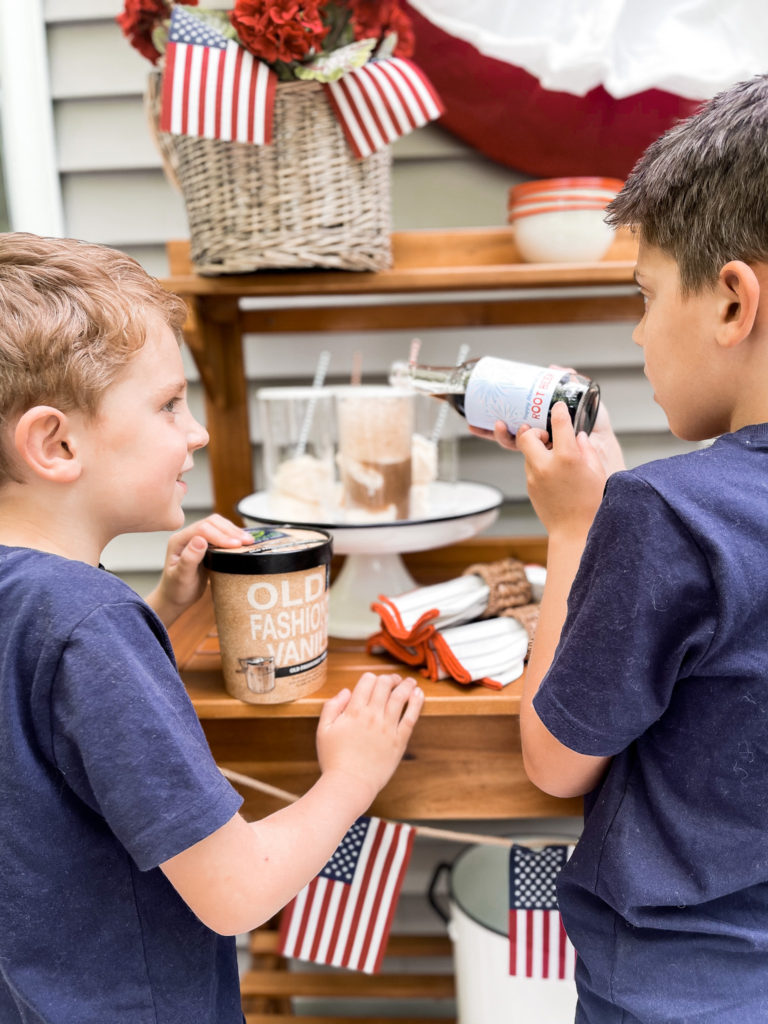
{"left": 0, "top": 233, "right": 188, "bottom": 484}
{"left": 606, "top": 74, "right": 768, "bottom": 293}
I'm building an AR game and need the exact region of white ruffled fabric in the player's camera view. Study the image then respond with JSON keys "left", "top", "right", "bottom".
{"left": 407, "top": 0, "right": 768, "bottom": 99}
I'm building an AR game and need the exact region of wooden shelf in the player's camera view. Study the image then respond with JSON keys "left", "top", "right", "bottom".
{"left": 176, "top": 590, "right": 525, "bottom": 720}
{"left": 242, "top": 929, "right": 455, "bottom": 1022}
{"left": 161, "top": 230, "right": 640, "bottom": 520}
{"left": 163, "top": 226, "right": 637, "bottom": 297}
{"left": 159, "top": 234, "right": 604, "bottom": 1017}
{"left": 170, "top": 537, "right": 580, "bottom": 823}
{"left": 170, "top": 536, "right": 546, "bottom": 721}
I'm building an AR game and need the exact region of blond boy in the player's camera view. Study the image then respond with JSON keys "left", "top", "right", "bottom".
{"left": 0, "top": 234, "right": 423, "bottom": 1023}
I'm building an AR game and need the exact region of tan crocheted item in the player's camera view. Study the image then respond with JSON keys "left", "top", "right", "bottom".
{"left": 462, "top": 557, "right": 532, "bottom": 617}
{"left": 500, "top": 602, "right": 540, "bottom": 657}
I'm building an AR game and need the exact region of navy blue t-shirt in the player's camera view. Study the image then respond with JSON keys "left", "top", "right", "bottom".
{"left": 0, "top": 548, "right": 244, "bottom": 1023}
{"left": 534, "top": 424, "right": 768, "bottom": 1023}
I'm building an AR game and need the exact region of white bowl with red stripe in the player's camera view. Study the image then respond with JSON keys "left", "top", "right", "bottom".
{"left": 508, "top": 177, "right": 624, "bottom": 263}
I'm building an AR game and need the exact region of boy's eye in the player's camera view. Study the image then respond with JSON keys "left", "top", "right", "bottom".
{"left": 162, "top": 396, "right": 181, "bottom": 413}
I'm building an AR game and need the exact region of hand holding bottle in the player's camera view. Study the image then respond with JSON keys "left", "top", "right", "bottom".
{"left": 469, "top": 399, "right": 626, "bottom": 477}
{"left": 516, "top": 402, "right": 609, "bottom": 538}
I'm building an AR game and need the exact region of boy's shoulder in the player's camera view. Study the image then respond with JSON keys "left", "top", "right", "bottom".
{"left": 618, "top": 427, "right": 762, "bottom": 498}
{"left": 1, "top": 544, "right": 133, "bottom": 587}
{"left": 604, "top": 427, "right": 768, "bottom": 544}
{"left": 0, "top": 546, "right": 148, "bottom": 629}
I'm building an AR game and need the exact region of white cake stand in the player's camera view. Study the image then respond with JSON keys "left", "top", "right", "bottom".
{"left": 237, "top": 480, "right": 503, "bottom": 640}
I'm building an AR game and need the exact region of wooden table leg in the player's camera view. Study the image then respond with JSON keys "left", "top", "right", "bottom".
{"left": 186, "top": 295, "right": 254, "bottom": 521}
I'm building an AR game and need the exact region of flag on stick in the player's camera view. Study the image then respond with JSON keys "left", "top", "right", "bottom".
{"left": 509, "top": 844, "right": 577, "bottom": 979}
{"left": 160, "top": 6, "right": 277, "bottom": 144}
{"left": 323, "top": 56, "right": 445, "bottom": 158}
{"left": 278, "top": 815, "right": 415, "bottom": 974}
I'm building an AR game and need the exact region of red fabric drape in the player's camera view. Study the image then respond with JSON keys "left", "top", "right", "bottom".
{"left": 403, "top": 2, "right": 702, "bottom": 179}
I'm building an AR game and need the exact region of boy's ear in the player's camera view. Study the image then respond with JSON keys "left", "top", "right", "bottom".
{"left": 14, "top": 406, "right": 82, "bottom": 483}
{"left": 715, "top": 260, "right": 760, "bottom": 348}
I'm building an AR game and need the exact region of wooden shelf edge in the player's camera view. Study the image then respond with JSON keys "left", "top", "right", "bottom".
{"left": 162, "top": 228, "right": 636, "bottom": 298}
{"left": 240, "top": 969, "right": 455, "bottom": 999}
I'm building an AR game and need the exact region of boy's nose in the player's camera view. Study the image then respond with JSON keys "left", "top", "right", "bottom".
{"left": 188, "top": 415, "right": 209, "bottom": 451}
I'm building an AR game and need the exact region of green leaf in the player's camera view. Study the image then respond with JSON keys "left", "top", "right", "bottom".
{"left": 151, "top": 21, "right": 169, "bottom": 56}
{"left": 374, "top": 32, "right": 398, "bottom": 60}
{"left": 294, "top": 38, "right": 376, "bottom": 83}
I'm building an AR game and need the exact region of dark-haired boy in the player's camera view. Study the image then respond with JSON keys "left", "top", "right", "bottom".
{"left": 485, "top": 75, "right": 768, "bottom": 1022}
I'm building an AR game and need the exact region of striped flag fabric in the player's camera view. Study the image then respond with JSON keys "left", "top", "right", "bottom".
{"left": 323, "top": 56, "right": 445, "bottom": 159}
{"left": 278, "top": 815, "right": 415, "bottom": 974}
{"left": 160, "top": 5, "right": 277, "bottom": 144}
{"left": 509, "top": 844, "right": 577, "bottom": 979}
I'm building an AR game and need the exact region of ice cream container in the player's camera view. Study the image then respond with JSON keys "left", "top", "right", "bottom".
{"left": 203, "top": 526, "right": 333, "bottom": 704}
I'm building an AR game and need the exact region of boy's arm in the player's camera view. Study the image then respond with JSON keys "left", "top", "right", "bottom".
{"left": 160, "top": 672, "right": 424, "bottom": 936}
{"left": 513, "top": 403, "right": 614, "bottom": 798}
{"left": 519, "top": 530, "right": 610, "bottom": 798}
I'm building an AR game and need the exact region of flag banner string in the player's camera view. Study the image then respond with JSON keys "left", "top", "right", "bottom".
{"left": 159, "top": 6, "right": 443, "bottom": 156}
{"left": 219, "top": 766, "right": 578, "bottom": 977}
{"left": 218, "top": 766, "right": 576, "bottom": 850}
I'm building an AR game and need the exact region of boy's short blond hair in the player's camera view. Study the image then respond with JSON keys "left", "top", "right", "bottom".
{"left": 0, "top": 233, "right": 188, "bottom": 484}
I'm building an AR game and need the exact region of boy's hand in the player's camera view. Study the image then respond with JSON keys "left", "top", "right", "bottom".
{"left": 147, "top": 515, "right": 254, "bottom": 628}
{"left": 516, "top": 401, "right": 608, "bottom": 538}
{"left": 584, "top": 402, "right": 626, "bottom": 476}
{"left": 469, "top": 401, "right": 626, "bottom": 477}
{"left": 316, "top": 673, "right": 424, "bottom": 813}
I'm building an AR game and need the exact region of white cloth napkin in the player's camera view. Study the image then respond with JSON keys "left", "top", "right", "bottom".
{"left": 371, "top": 574, "right": 490, "bottom": 640}
{"left": 428, "top": 617, "right": 530, "bottom": 689}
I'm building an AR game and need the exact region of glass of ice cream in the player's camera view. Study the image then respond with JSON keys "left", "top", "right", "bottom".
{"left": 257, "top": 386, "right": 336, "bottom": 522}
{"left": 334, "top": 386, "right": 414, "bottom": 522}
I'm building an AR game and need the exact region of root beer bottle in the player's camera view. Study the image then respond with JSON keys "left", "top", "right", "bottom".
{"left": 389, "top": 356, "right": 600, "bottom": 437}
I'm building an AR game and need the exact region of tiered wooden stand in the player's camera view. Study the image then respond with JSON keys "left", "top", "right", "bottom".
{"left": 162, "top": 229, "right": 639, "bottom": 1018}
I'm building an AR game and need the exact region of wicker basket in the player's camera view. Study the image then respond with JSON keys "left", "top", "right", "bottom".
{"left": 147, "top": 73, "right": 393, "bottom": 275}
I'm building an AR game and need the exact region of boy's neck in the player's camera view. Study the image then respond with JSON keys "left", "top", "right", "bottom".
{"left": 0, "top": 490, "right": 103, "bottom": 565}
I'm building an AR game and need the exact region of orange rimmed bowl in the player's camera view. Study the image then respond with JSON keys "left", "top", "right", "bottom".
{"left": 507, "top": 176, "right": 624, "bottom": 263}
{"left": 508, "top": 176, "right": 624, "bottom": 207}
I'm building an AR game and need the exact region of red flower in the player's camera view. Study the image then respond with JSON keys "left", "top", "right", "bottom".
{"left": 116, "top": 0, "right": 199, "bottom": 65}
{"left": 230, "top": 0, "right": 330, "bottom": 64}
{"left": 345, "top": 0, "right": 414, "bottom": 58}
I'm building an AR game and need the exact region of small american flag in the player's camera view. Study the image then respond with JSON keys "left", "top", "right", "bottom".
{"left": 278, "top": 815, "right": 415, "bottom": 974}
{"left": 160, "top": 6, "right": 276, "bottom": 143}
{"left": 323, "top": 57, "right": 444, "bottom": 159}
{"left": 509, "top": 844, "right": 577, "bottom": 979}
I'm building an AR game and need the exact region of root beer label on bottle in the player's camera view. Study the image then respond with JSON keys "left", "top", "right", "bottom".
{"left": 463, "top": 358, "right": 562, "bottom": 433}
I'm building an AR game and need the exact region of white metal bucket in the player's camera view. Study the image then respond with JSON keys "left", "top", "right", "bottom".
{"left": 430, "top": 838, "right": 578, "bottom": 1024}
